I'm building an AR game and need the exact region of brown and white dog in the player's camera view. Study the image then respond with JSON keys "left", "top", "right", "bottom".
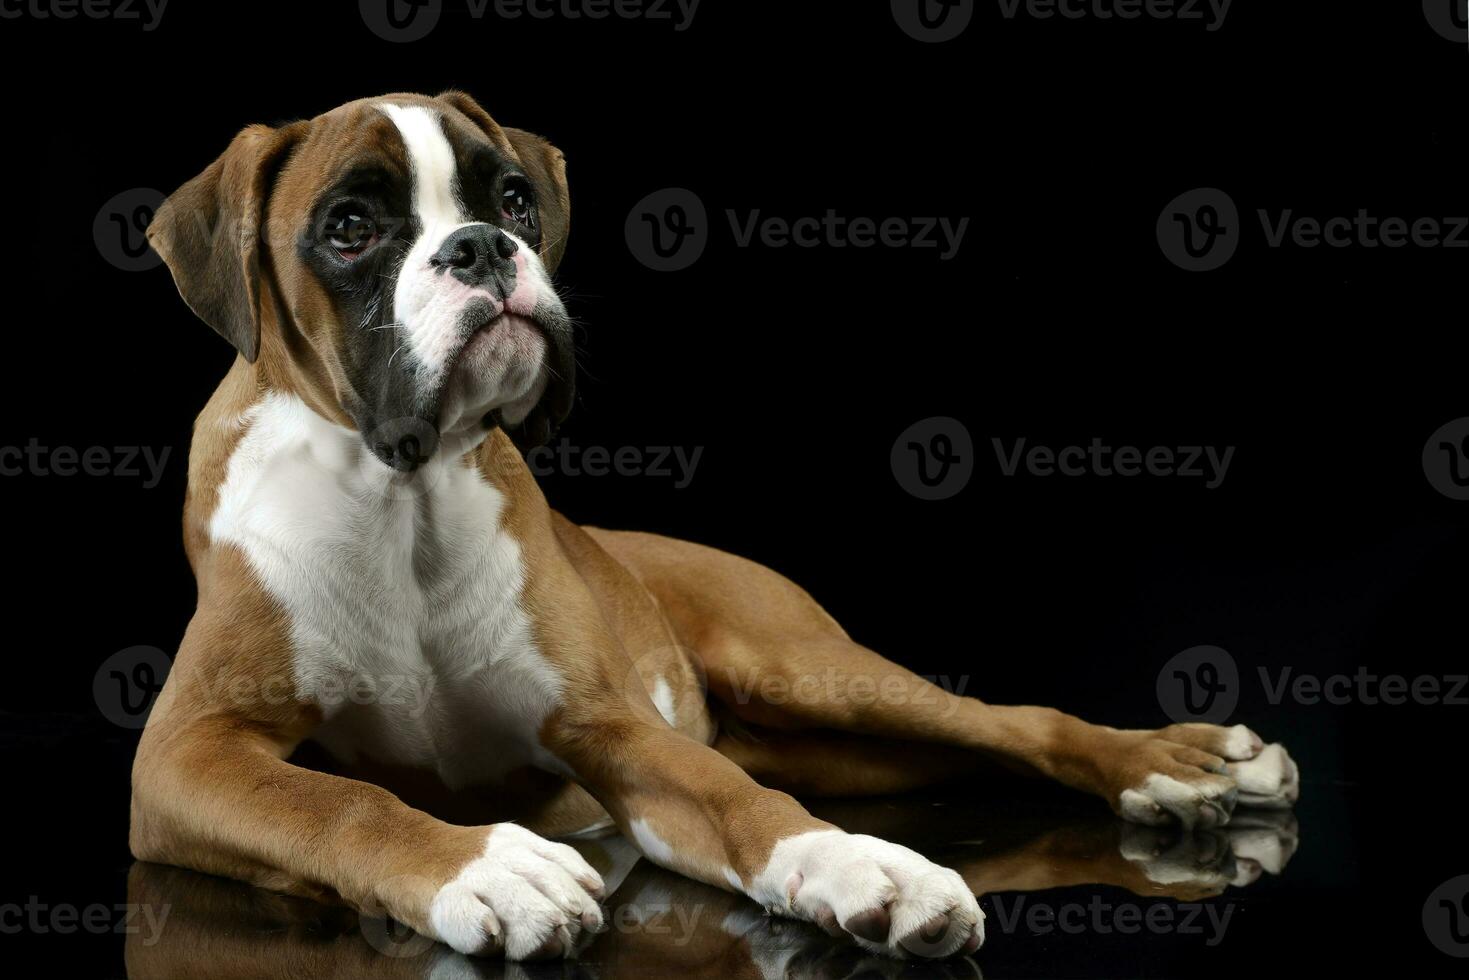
{"left": 132, "top": 91, "right": 1299, "bottom": 962}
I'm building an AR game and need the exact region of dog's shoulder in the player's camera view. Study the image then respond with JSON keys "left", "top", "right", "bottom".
{"left": 182, "top": 360, "right": 264, "bottom": 567}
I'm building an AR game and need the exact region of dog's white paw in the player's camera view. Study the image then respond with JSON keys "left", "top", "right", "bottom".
{"left": 1216, "top": 723, "right": 1267, "bottom": 760}
{"left": 1118, "top": 728, "right": 1300, "bottom": 829}
{"left": 750, "top": 830, "right": 984, "bottom": 958}
{"left": 1229, "top": 743, "right": 1300, "bottom": 810}
{"left": 428, "top": 823, "right": 605, "bottom": 959}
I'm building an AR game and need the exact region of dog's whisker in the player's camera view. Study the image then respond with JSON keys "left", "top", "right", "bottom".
{"left": 386, "top": 342, "right": 409, "bottom": 371}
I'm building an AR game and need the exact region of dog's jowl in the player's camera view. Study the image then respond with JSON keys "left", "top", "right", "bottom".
{"left": 132, "top": 91, "right": 1299, "bottom": 961}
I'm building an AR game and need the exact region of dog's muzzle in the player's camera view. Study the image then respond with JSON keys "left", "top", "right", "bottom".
{"left": 495, "top": 304, "right": 575, "bottom": 453}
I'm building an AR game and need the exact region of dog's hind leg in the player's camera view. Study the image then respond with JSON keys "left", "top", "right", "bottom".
{"left": 712, "top": 726, "right": 984, "bottom": 796}
{"left": 703, "top": 630, "right": 1298, "bottom": 829}
{"left": 588, "top": 529, "right": 1297, "bottom": 828}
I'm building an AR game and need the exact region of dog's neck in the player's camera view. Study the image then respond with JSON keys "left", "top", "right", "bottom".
{"left": 211, "top": 355, "right": 538, "bottom": 499}
{"left": 244, "top": 319, "right": 536, "bottom": 492}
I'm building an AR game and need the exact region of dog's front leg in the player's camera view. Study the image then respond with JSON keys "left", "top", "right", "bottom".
{"left": 541, "top": 691, "right": 985, "bottom": 958}
{"left": 130, "top": 603, "right": 605, "bottom": 960}
{"left": 132, "top": 719, "right": 605, "bottom": 959}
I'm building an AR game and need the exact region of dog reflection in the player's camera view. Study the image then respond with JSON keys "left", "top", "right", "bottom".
{"left": 125, "top": 802, "right": 1298, "bottom": 980}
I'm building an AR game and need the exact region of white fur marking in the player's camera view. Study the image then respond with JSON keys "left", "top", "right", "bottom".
{"left": 651, "top": 676, "right": 678, "bottom": 726}
{"left": 380, "top": 102, "right": 465, "bottom": 229}
{"left": 1221, "top": 724, "right": 1261, "bottom": 759}
{"left": 209, "top": 393, "right": 565, "bottom": 789}
{"left": 628, "top": 818, "right": 676, "bottom": 864}
{"left": 1231, "top": 742, "right": 1299, "bottom": 808}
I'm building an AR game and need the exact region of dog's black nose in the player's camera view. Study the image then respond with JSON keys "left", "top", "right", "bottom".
{"left": 430, "top": 225, "right": 519, "bottom": 287}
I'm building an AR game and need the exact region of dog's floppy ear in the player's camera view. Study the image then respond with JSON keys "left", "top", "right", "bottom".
{"left": 147, "top": 122, "right": 306, "bottom": 362}
{"left": 438, "top": 90, "right": 570, "bottom": 274}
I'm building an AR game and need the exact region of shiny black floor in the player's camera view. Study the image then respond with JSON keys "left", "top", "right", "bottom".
{"left": 8, "top": 713, "right": 1466, "bottom": 978}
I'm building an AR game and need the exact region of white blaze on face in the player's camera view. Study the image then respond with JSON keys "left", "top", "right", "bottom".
{"left": 382, "top": 103, "right": 464, "bottom": 230}
{"left": 376, "top": 102, "right": 559, "bottom": 435}
{"left": 379, "top": 102, "right": 474, "bottom": 379}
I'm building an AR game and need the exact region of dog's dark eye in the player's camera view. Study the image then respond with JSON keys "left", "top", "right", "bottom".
{"left": 502, "top": 178, "right": 536, "bottom": 230}
{"left": 326, "top": 212, "right": 380, "bottom": 259}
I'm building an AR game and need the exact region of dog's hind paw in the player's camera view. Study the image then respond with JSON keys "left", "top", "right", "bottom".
{"left": 1229, "top": 743, "right": 1300, "bottom": 810}
{"left": 1114, "top": 727, "right": 1300, "bottom": 829}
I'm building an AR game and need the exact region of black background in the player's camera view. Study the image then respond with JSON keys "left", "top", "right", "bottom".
{"left": 2, "top": 1, "right": 1466, "bottom": 976}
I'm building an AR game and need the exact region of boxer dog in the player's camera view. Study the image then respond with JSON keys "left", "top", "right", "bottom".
{"left": 133, "top": 91, "right": 1299, "bottom": 962}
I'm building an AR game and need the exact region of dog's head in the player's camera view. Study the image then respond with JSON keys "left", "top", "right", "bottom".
{"left": 149, "top": 91, "right": 574, "bottom": 469}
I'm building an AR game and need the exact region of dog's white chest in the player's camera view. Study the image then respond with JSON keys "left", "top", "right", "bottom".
{"left": 208, "top": 394, "right": 564, "bottom": 788}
